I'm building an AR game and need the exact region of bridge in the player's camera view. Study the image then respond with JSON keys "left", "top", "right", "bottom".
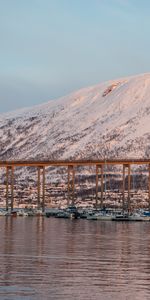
{"left": 1, "top": 159, "right": 150, "bottom": 212}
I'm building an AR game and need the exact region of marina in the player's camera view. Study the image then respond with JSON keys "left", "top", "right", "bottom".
{"left": 0, "top": 206, "right": 150, "bottom": 222}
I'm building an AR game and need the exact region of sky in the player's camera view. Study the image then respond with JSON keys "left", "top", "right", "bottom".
{"left": 0, "top": 0, "right": 150, "bottom": 112}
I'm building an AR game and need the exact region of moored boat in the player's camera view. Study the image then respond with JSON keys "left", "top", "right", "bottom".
{"left": 86, "top": 210, "right": 112, "bottom": 220}
{"left": 55, "top": 210, "right": 70, "bottom": 218}
{"left": 96, "top": 214, "right": 112, "bottom": 221}
{"left": 112, "top": 213, "right": 129, "bottom": 221}
{"left": 128, "top": 213, "right": 146, "bottom": 221}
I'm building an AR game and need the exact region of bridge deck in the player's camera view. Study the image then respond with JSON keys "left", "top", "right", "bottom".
{"left": 0, "top": 159, "right": 149, "bottom": 167}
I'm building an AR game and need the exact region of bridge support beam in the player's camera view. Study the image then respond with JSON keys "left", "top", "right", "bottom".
{"left": 123, "top": 165, "right": 125, "bottom": 211}
{"left": 6, "top": 166, "right": 14, "bottom": 212}
{"left": 6, "top": 167, "right": 9, "bottom": 211}
{"left": 122, "top": 164, "right": 131, "bottom": 212}
{"left": 127, "top": 164, "right": 131, "bottom": 212}
{"left": 148, "top": 164, "right": 150, "bottom": 212}
{"left": 67, "top": 165, "right": 75, "bottom": 206}
{"left": 37, "top": 166, "right": 45, "bottom": 211}
{"left": 42, "top": 166, "right": 45, "bottom": 212}
{"left": 96, "top": 165, "right": 104, "bottom": 209}
{"left": 37, "top": 167, "right": 41, "bottom": 209}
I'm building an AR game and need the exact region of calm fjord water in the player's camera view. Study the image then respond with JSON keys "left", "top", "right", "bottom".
{"left": 0, "top": 217, "right": 150, "bottom": 300}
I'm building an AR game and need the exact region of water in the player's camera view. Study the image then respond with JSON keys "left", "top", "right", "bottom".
{"left": 0, "top": 217, "right": 150, "bottom": 300}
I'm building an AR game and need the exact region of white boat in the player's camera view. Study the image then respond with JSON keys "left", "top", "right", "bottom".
{"left": 128, "top": 212, "right": 145, "bottom": 221}
{"left": 129, "top": 213, "right": 150, "bottom": 222}
{"left": 86, "top": 213, "right": 98, "bottom": 220}
{"left": 112, "top": 212, "right": 150, "bottom": 222}
{"left": 87, "top": 211, "right": 112, "bottom": 221}
{"left": 55, "top": 211, "right": 70, "bottom": 218}
{"left": 0, "top": 210, "right": 10, "bottom": 216}
{"left": 112, "top": 213, "right": 129, "bottom": 221}
{"left": 17, "top": 210, "right": 29, "bottom": 216}
{"left": 96, "top": 214, "right": 112, "bottom": 221}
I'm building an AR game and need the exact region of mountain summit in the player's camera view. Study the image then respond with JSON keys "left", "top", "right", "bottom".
{"left": 0, "top": 73, "right": 150, "bottom": 160}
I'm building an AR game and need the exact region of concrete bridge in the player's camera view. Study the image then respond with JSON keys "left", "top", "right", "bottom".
{"left": 1, "top": 159, "right": 150, "bottom": 212}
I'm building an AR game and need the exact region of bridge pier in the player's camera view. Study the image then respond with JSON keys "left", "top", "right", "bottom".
{"left": 123, "top": 165, "right": 125, "bottom": 211}
{"left": 37, "top": 166, "right": 45, "bottom": 211}
{"left": 67, "top": 165, "right": 75, "bottom": 206}
{"left": 96, "top": 165, "right": 104, "bottom": 209}
{"left": 42, "top": 166, "right": 45, "bottom": 212}
{"left": 6, "top": 167, "right": 9, "bottom": 211}
{"left": 6, "top": 166, "right": 14, "bottom": 212}
{"left": 122, "top": 164, "right": 131, "bottom": 212}
{"left": 148, "top": 164, "right": 150, "bottom": 212}
{"left": 127, "top": 164, "right": 131, "bottom": 212}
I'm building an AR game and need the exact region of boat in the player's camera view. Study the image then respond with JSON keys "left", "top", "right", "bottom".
{"left": 65, "top": 205, "right": 80, "bottom": 219}
{"left": 55, "top": 206, "right": 80, "bottom": 219}
{"left": 96, "top": 214, "right": 112, "bottom": 221}
{"left": 86, "top": 210, "right": 112, "bottom": 221}
{"left": 27, "top": 210, "right": 34, "bottom": 217}
{"left": 142, "top": 211, "right": 150, "bottom": 220}
{"left": 128, "top": 213, "right": 147, "bottom": 222}
{"left": 112, "top": 211, "right": 149, "bottom": 222}
{"left": 86, "top": 213, "right": 98, "bottom": 220}
{"left": 0, "top": 209, "right": 10, "bottom": 216}
{"left": 11, "top": 211, "right": 17, "bottom": 217}
{"left": 55, "top": 210, "right": 70, "bottom": 218}
{"left": 34, "top": 209, "right": 43, "bottom": 216}
{"left": 112, "top": 212, "right": 130, "bottom": 221}
{"left": 17, "top": 209, "right": 30, "bottom": 216}
{"left": 45, "top": 209, "right": 61, "bottom": 218}
{"left": 79, "top": 210, "right": 89, "bottom": 219}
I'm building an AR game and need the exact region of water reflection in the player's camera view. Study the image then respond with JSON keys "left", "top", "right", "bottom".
{"left": 0, "top": 218, "right": 150, "bottom": 299}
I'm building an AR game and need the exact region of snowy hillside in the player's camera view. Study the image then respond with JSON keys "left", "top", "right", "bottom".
{"left": 0, "top": 73, "right": 150, "bottom": 161}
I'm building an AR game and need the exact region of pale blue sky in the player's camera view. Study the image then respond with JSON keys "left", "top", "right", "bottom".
{"left": 0, "top": 0, "right": 150, "bottom": 112}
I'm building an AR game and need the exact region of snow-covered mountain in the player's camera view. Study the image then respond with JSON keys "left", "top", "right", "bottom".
{"left": 0, "top": 73, "right": 150, "bottom": 161}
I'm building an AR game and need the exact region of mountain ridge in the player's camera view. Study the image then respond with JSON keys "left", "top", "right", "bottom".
{"left": 0, "top": 73, "right": 150, "bottom": 161}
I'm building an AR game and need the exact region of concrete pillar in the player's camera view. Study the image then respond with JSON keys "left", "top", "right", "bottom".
{"left": 67, "top": 166, "right": 70, "bottom": 206}
{"left": 148, "top": 164, "right": 150, "bottom": 211}
{"left": 122, "top": 164, "right": 131, "bottom": 212}
{"left": 96, "top": 165, "right": 103, "bottom": 209}
{"left": 122, "top": 165, "right": 125, "bottom": 211}
{"left": 72, "top": 166, "right": 75, "bottom": 205}
{"left": 6, "top": 167, "right": 9, "bottom": 211}
{"left": 67, "top": 165, "right": 75, "bottom": 206}
{"left": 11, "top": 167, "right": 14, "bottom": 212}
{"left": 127, "top": 164, "right": 131, "bottom": 212}
{"left": 42, "top": 166, "right": 45, "bottom": 212}
{"left": 96, "top": 165, "right": 99, "bottom": 208}
{"left": 37, "top": 167, "right": 41, "bottom": 210}
{"left": 101, "top": 165, "right": 104, "bottom": 209}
